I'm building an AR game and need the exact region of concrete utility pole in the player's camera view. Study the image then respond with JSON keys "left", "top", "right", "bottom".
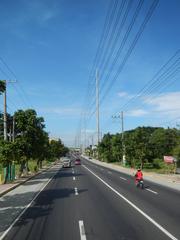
{"left": 3, "top": 80, "right": 7, "bottom": 141}
{"left": 121, "top": 111, "right": 126, "bottom": 166}
{"left": 96, "top": 69, "right": 100, "bottom": 145}
{"left": 3, "top": 80, "right": 17, "bottom": 141}
{"left": 12, "top": 115, "right": 15, "bottom": 142}
{"left": 112, "top": 111, "right": 126, "bottom": 165}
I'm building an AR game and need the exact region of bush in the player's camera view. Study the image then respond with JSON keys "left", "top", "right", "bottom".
{"left": 143, "top": 162, "right": 154, "bottom": 169}
{"left": 153, "top": 158, "right": 163, "bottom": 169}
{"left": 34, "top": 165, "right": 38, "bottom": 172}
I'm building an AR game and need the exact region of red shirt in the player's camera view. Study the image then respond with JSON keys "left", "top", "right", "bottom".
{"left": 135, "top": 171, "right": 143, "bottom": 180}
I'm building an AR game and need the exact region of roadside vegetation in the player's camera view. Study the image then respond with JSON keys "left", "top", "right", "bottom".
{"left": 0, "top": 108, "right": 68, "bottom": 183}
{"left": 86, "top": 126, "right": 180, "bottom": 173}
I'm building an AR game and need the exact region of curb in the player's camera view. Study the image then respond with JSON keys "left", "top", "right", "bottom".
{"left": 0, "top": 162, "right": 58, "bottom": 198}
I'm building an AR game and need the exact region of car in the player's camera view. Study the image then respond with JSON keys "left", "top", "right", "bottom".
{"left": 62, "top": 157, "right": 72, "bottom": 168}
{"left": 75, "top": 159, "right": 81, "bottom": 165}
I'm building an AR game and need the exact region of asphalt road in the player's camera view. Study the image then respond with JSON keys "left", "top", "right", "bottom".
{"left": 2, "top": 156, "right": 180, "bottom": 240}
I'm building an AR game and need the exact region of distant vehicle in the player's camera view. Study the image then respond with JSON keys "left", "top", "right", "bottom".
{"left": 62, "top": 157, "right": 72, "bottom": 168}
{"left": 75, "top": 159, "right": 81, "bottom": 165}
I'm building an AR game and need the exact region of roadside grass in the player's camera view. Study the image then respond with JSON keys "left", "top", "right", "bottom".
{"left": 112, "top": 161, "right": 176, "bottom": 174}
{"left": 14, "top": 159, "right": 54, "bottom": 177}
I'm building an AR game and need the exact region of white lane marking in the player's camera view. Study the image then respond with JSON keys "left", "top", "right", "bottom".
{"left": 74, "top": 187, "right": 78, "bottom": 196}
{"left": 0, "top": 170, "right": 56, "bottom": 240}
{"left": 0, "top": 206, "right": 26, "bottom": 211}
{"left": 108, "top": 171, "right": 112, "bottom": 174}
{"left": 120, "top": 176, "right": 127, "bottom": 181}
{"left": 79, "top": 220, "right": 87, "bottom": 240}
{"left": 146, "top": 188, "right": 158, "bottom": 195}
{"left": 83, "top": 165, "right": 178, "bottom": 240}
{"left": 73, "top": 177, "right": 76, "bottom": 181}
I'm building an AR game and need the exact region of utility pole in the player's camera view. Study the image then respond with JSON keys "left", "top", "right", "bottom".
{"left": 96, "top": 69, "right": 100, "bottom": 145}
{"left": 3, "top": 80, "right": 17, "bottom": 141}
{"left": 121, "top": 111, "right": 126, "bottom": 166}
{"left": 3, "top": 80, "right": 7, "bottom": 141}
{"left": 12, "top": 115, "right": 15, "bottom": 142}
{"left": 112, "top": 111, "right": 126, "bottom": 165}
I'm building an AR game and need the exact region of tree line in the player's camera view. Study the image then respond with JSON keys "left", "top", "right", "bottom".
{"left": 0, "top": 80, "right": 68, "bottom": 183}
{"left": 0, "top": 109, "right": 68, "bottom": 181}
{"left": 88, "top": 126, "right": 180, "bottom": 170}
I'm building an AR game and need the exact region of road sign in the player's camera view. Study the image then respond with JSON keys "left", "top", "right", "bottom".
{"left": 163, "top": 156, "right": 176, "bottom": 164}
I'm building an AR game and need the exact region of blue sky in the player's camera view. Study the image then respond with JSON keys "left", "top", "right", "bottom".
{"left": 0, "top": 0, "right": 180, "bottom": 146}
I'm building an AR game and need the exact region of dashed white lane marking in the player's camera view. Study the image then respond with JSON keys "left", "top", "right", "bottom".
{"left": 73, "top": 177, "right": 76, "bottom": 181}
{"left": 120, "top": 176, "right": 127, "bottom": 181}
{"left": 146, "top": 188, "right": 158, "bottom": 195}
{"left": 74, "top": 187, "right": 78, "bottom": 195}
{"left": 79, "top": 220, "right": 87, "bottom": 240}
{"left": 83, "top": 165, "right": 178, "bottom": 240}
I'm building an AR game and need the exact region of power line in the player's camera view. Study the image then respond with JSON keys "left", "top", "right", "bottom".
{"left": 0, "top": 56, "right": 33, "bottom": 108}
{"left": 99, "top": 0, "right": 159, "bottom": 108}
{"left": 89, "top": 0, "right": 159, "bottom": 119}
{"left": 116, "top": 51, "right": 180, "bottom": 113}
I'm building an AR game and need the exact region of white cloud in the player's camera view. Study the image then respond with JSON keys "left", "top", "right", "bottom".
{"left": 126, "top": 109, "right": 148, "bottom": 117}
{"left": 145, "top": 92, "right": 180, "bottom": 115}
{"left": 39, "top": 107, "right": 81, "bottom": 117}
{"left": 118, "top": 91, "right": 128, "bottom": 97}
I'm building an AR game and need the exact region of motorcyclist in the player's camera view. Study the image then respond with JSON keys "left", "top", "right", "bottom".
{"left": 135, "top": 168, "right": 143, "bottom": 185}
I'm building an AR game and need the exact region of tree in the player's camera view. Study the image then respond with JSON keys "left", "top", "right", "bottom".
{"left": 0, "top": 80, "right": 6, "bottom": 94}
{"left": 49, "top": 139, "right": 68, "bottom": 160}
{"left": 111, "top": 134, "right": 122, "bottom": 162}
{"left": 14, "top": 109, "right": 48, "bottom": 172}
{"left": 0, "top": 140, "right": 16, "bottom": 182}
{"left": 149, "top": 128, "right": 179, "bottom": 159}
{"left": 98, "top": 133, "right": 113, "bottom": 162}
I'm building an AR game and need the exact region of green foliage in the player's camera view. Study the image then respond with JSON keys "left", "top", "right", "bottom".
{"left": 0, "top": 140, "right": 16, "bottom": 166}
{"left": 97, "top": 126, "right": 180, "bottom": 171}
{"left": 0, "top": 108, "right": 69, "bottom": 179}
{"left": 98, "top": 133, "right": 113, "bottom": 162}
{"left": 0, "top": 80, "right": 6, "bottom": 94}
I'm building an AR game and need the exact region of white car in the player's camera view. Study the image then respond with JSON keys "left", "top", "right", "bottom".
{"left": 62, "top": 157, "right": 72, "bottom": 168}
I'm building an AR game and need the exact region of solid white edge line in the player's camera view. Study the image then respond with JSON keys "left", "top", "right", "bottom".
{"left": 82, "top": 164, "right": 178, "bottom": 240}
{"left": 0, "top": 168, "right": 57, "bottom": 240}
{"left": 119, "top": 176, "right": 127, "bottom": 180}
{"left": 146, "top": 188, "right": 158, "bottom": 195}
{"left": 79, "top": 220, "right": 87, "bottom": 240}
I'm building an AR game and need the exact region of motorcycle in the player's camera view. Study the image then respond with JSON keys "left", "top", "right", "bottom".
{"left": 136, "top": 178, "right": 144, "bottom": 189}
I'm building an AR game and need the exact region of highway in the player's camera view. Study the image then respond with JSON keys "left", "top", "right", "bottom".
{"left": 2, "top": 155, "right": 180, "bottom": 240}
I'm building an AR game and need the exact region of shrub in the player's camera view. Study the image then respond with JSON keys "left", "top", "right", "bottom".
{"left": 153, "top": 158, "right": 163, "bottom": 169}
